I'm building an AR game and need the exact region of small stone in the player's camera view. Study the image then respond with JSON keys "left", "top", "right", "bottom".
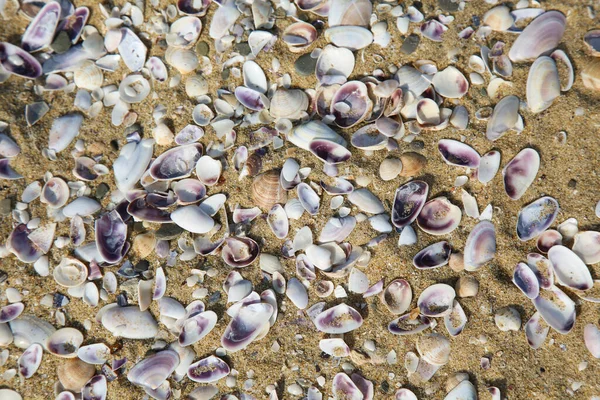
{"left": 0, "top": 199, "right": 11, "bottom": 216}
{"left": 234, "top": 42, "right": 251, "bottom": 56}
{"left": 51, "top": 31, "right": 71, "bottom": 54}
{"left": 295, "top": 53, "right": 317, "bottom": 76}
{"left": 196, "top": 41, "right": 210, "bottom": 56}
{"left": 410, "top": 140, "right": 425, "bottom": 151}
{"left": 568, "top": 179, "right": 577, "bottom": 189}
{"left": 439, "top": 0, "right": 460, "bottom": 12}
{"left": 95, "top": 183, "right": 110, "bottom": 199}
{"left": 221, "top": 69, "right": 230, "bottom": 80}
{"left": 400, "top": 34, "right": 420, "bottom": 55}
{"left": 155, "top": 223, "right": 184, "bottom": 240}
{"left": 449, "top": 253, "right": 465, "bottom": 272}
{"left": 455, "top": 276, "right": 479, "bottom": 297}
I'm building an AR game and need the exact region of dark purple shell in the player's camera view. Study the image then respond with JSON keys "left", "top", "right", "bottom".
{"left": 503, "top": 148, "right": 540, "bottom": 200}
{"left": 416, "top": 197, "right": 462, "bottom": 235}
{"left": 516, "top": 196, "right": 559, "bottom": 241}
{"left": 438, "top": 139, "right": 481, "bottom": 168}
{"left": 149, "top": 143, "right": 203, "bottom": 181}
{"left": 0, "top": 158, "right": 23, "bottom": 179}
{"left": 146, "top": 192, "right": 177, "bottom": 209}
{"left": 388, "top": 314, "right": 431, "bottom": 335}
{"left": 512, "top": 262, "right": 540, "bottom": 299}
{"left": 18, "top": 343, "right": 43, "bottom": 378}
{"left": 177, "top": 0, "right": 211, "bottom": 15}
{"left": 187, "top": 356, "right": 230, "bottom": 383}
{"left": 7, "top": 224, "right": 43, "bottom": 263}
{"left": 0, "top": 302, "right": 24, "bottom": 323}
{"left": 0, "top": 42, "right": 42, "bottom": 79}
{"left": 95, "top": 210, "right": 128, "bottom": 264}
{"left": 221, "top": 302, "right": 273, "bottom": 352}
{"left": 392, "top": 180, "right": 428, "bottom": 228}
{"left": 221, "top": 237, "right": 260, "bottom": 268}
{"left": 82, "top": 375, "right": 107, "bottom": 400}
{"left": 127, "top": 196, "right": 172, "bottom": 223}
{"left": 56, "top": 6, "right": 89, "bottom": 44}
{"left": 234, "top": 87, "right": 268, "bottom": 111}
{"left": 127, "top": 350, "right": 179, "bottom": 390}
{"left": 413, "top": 241, "right": 451, "bottom": 269}
{"left": 21, "top": 1, "right": 61, "bottom": 52}
{"left": 308, "top": 139, "right": 351, "bottom": 164}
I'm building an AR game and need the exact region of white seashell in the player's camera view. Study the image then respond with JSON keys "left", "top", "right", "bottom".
{"left": 270, "top": 89, "right": 309, "bottom": 120}
{"left": 77, "top": 343, "right": 110, "bottom": 365}
{"left": 319, "top": 338, "right": 350, "bottom": 357}
{"left": 486, "top": 95, "right": 520, "bottom": 141}
{"left": 524, "top": 312, "right": 549, "bottom": 350}
{"left": 53, "top": 257, "right": 88, "bottom": 287}
{"left": 478, "top": 150, "right": 501, "bottom": 184}
{"left": 572, "top": 231, "right": 600, "bottom": 264}
{"left": 532, "top": 285, "right": 575, "bottom": 334}
{"left": 165, "top": 47, "right": 199, "bottom": 74}
{"left": 195, "top": 156, "right": 222, "bottom": 186}
{"left": 547, "top": 245, "right": 593, "bottom": 291}
{"left": 347, "top": 188, "right": 384, "bottom": 214}
{"left": 483, "top": 5, "right": 514, "bottom": 31}
{"left": 119, "top": 74, "right": 150, "bottom": 103}
{"left": 100, "top": 305, "right": 158, "bottom": 339}
{"left": 431, "top": 66, "right": 469, "bottom": 98}
{"left": 508, "top": 11, "right": 566, "bottom": 62}
{"left": 209, "top": 4, "right": 240, "bottom": 39}
{"left": 526, "top": 56, "right": 560, "bottom": 114}
{"left": 398, "top": 226, "right": 417, "bottom": 246}
{"left": 348, "top": 268, "right": 369, "bottom": 294}
{"left": 45, "top": 327, "right": 83, "bottom": 358}
{"left": 286, "top": 278, "right": 309, "bottom": 309}
{"left": 118, "top": 28, "right": 147, "bottom": 72}
{"left": 417, "top": 333, "right": 450, "bottom": 365}
{"left": 316, "top": 45, "right": 355, "bottom": 84}
{"left": 62, "top": 196, "right": 101, "bottom": 218}
{"left": 444, "top": 380, "right": 477, "bottom": 400}
{"left": 494, "top": 306, "right": 521, "bottom": 331}
{"left": 8, "top": 315, "right": 56, "bottom": 350}
{"left": 114, "top": 138, "right": 154, "bottom": 193}
{"left": 74, "top": 61, "right": 103, "bottom": 90}
{"left": 146, "top": 56, "right": 168, "bottom": 82}
{"left": 243, "top": 60, "right": 268, "bottom": 93}
{"left": 584, "top": 324, "right": 600, "bottom": 358}
{"left": 288, "top": 121, "right": 346, "bottom": 151}
{"left": 48, "top": 113, "right": 83, "bottom": 153}
{"left": 324, "top": 26, "right": 373, "bottom": 50}
{"left": 171, "top": 205, "right": 214, "bottom": 234}
{"left": 167, "top": 16, "right": 202, "bottom": 48}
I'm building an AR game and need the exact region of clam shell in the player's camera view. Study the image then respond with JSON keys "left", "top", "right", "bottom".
{"left": 516, "top": 196, "right": 559, "bottom": 241}
{"left": 332, "top": 373, "right": 363, "bottom": 400}
{"left": 416, "top": 98, "right": 440, "bottom": 126}
{"left": 309, "top": 139, "right": 351, "bottom": 165}
{"left": 252, "top": 169, "right": 287, "bottom": 210}
{"left": 150, "top": 144, "right": 203, "bottom": 181}
{"left": 82, "top": 375, "right": 107, "bottom": 400}
{"left": 325, "top": 26, "right": 373, "bottom": 50}
{"left": 287, "top": 277, "right": 309, "bottom": 309}
{"left": 235, "top": 86, "right": 269, "bottom": 111}
{"left": 288, "top": 120, "right": 346, "bottom": 151}
{"left": 413, "top": 241, "right": 451, "bottom": 269}
{"left": 46, "top": 327, "right": 84, "bottom": 358}
{"left": 270, "top": 89, "right": 309, "bottom": 120}
{"left": 478, "top": 150, "right": 501, "bottom": 184}
{"left": 173, "top": 179, "right": 206, "bottom": 205}
{"left": 351, "top": 123, "right": 388, "bottom": 151}
{"left": 486, "top": 95, "right": 520, "bottom": 141}
{"left": 165, "top": 47, "right": 198, "bottom": 74}
{"left": 188, "top": 356, "right": 230, "bottom": 383}
{"left": 524, "top": 312, "right": 549, "bottom": 350}
{"left": 195, "top": 155, "right": 222, "bottom": 186}
{"left": 0, "top": 133, "right": 20, "bottom": 158}
{"left": 114, "top": 138, "right": 154, "bottom": 193}
{"left": 417, "top": 197, "right": 462, "bottom": 235}
{"left": 8, "top": 315, "right": 56, "bottom": 350}
{"left": 584, "top": 324, "right": 600, "bottom": 358}
{"left": 74, "top": 61, "right": 104, "bottom": 91}
{"left": 399, "top": 152, "right": 427, "bottom": 177}
{"left": 63, "top": 196, "right": 101, "bottom": 218}
{"left": 329, "top": 0, "right": 371, "bottom": 26}
{"left": 395, "top": 389, "right": 418, "bottom": 400}
{"left": 503, "top": 148, "right": 540, "bottom": 200}
{"left": 18, "top": 343, "right": 43, "bottom": 378}
{"left": 313, "top": 304, "right": 363, "bottom": 333}
{"left": 421, "top": 19, "right": 447, "bottom": 42}
{"left": 533, "top": 285, "right": 576, "bottom": 334}
{"left": 119, "top": 74, "right": 150, "bottom": 103}
{"left": 548, "top": 245, "right": 593, "bottom": 291}
{"left": 527, "top": 253, "right": 554, "bottom": 290}
{"left": 431, "top": 66, "right": 469, "bottom": 98}
{"left": 348, "top": 188, "right": 385, "bottom": 214}
{"left": 179, "top": 311, "right": 217, "bottom": 346}
{"left": 118, "top": 28, "right": 147, "bottom": 72}
{"left": 221, "top": 302, "right": 273, "bottom": 352}
{"left": 41, "top": 177, "right": 69, "bottom": 208}
{"left": 316, "top": 45, "right": 355, "bottom": 84}
{"left": 512, "top": 262, "right": 540, "bottom": 299}
{"left": 221, "top": 237, "right": 260, "bottom": 268}
{"left": 128, "top": 350, "right": 179, "bottom": 390}
{"left": 297, "top": 182, "right": 320, "bottom": 215}
{"left": 331, "top": 81, "right": 372, "bottom": 128}
{"left": 464, "top": 221, "right": 496, "bottom": 271}
{"left": 527, "top": 56, "right": 560, "bottom": 113}
{"left": 127, "top": 196, "right": 171, "bottom": 223}
{"left": 21, "top": 1, "right": 61, "bottom": 52}
{"left": 178, "top": 0, "right": 211, "bottom": 15}
{"left": 95, "top": 211, "right": 127, "bottom": 264}
{"left": 438, "top": 139, "right": 480, "bottom": 168}
{"left": 57, "top": 358, "right": 96, "bottom": 392}
{"left": 388, "top": 313, "right": 431, "bottom": 335}
{"left": 380, "top": 279, "right": 412, "bottom": 314}
{"left": 0, "top": 303, "right": 24, "bottom": 323}
{"left": 417, "top": 332, "right": 450, "bottom": 365}
{"left": 508, "top": 11, "right": 566, "bottom": 62}
{"left": 572, "top": 231, "right": 600, "bottom": 264}
{"left": 146, "top": 56, "right": 168, "bottom": 82}
{"left": 53, "top": 257, "right": 88, "bottom": 287}
{"left": 283, "top": 22, "right": 317, "bottom": 52}
{"left": 48, "top": 113, "right": 83, "bottom": 153}
{"left": 444, "top": 380, "right": 477, "bottom": 400}
{"left": 550, "top": 49, "right": 574, "bottom": 91}
{"left": 267, "top": 204, "right": 289, "bottom": 239}
{"left": 167, "top": 16, "right": 202, "bottom": 48}
{"left": 209, "top": 4, "right": 240, "bottom": 39}
{"left": 418, "top": 283, "right": 455, "bottom": 317}
{"left": 319, "top": 338, "right": 350, "bottom": 357}
{"left": 582, "top": 58, "right": 600, "bottom": 91}
{"left": 319, "top": 216, "right": 356, "bottom": 243}
{"left": 483, "top": 5, "right": 514, "bottom": 31}
{"left": 100, "top": 304, "right": 158, "bottom": 339}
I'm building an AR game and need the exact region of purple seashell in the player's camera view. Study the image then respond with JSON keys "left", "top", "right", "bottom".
{"left": 297, "top": 182, "right": 320, "bottom": 215}
{"left": 524, "top": 312, "right": 548, "bottom": 350}
{"left": 320, "top": 178, "right": 354, "bottom": 195}
{"left": 516, "top": 196, "right": 559, "bottom": 241}
{"left": 417, "top": 197, "right": 462, "bottom": 235}
{"left": 392, "top": 180, "right": 428, "bottom": 228}
{"left": 313, "top": 304, "right": 363, "bottom": 334}
{"left": 0, "top": 158, "right": 23, "bottom": 180}
{"left": 178, "top": 310, "right": 217, "bottom": 346}
{"left": 331, "top": 81, "right": 372, "bottom": 128}
{"left": 363, "top": 278, "right": 384, "bottom": 298}
{"left": 464, "top": 220, "right": 496, "bottom": 271}
{"left": 127, "top": 196, "right": 172, "bottom": 223}
{"left": 56, "top": 6, "right": 89, "bottom": 44}
{"left": 438, "top": 139, "right": 481, "bottom": 168}
{"left": 318, "top": 216, "right": 356, "bottom": 243}
{"left": 503, "top": 148, "right": 540, "bottom": 200}
{"left": 56, "top": 392, "right": 76, "bottom": 400}
{"left": 21, "top": 1, "right": 61, "bottom": 52}
{"left": 395, "top": 388, "right": 418, "bottom": 400}
{"left": 193, "top": 237, "right": 225, "bottom": 255}
{"left": 42, "top": 44, "right": 97, "bottom": 74}
{"left": 221, "top": 237, "right": 260, "bottom": 268}
{"left": 127, "top": 350, "right": 180, "bottom": 390}
{"left": 82, "top": 375, "right": 107, "bottom": 400}
{"left": 95, "top": 210, "right": 127, "bottom": 264}
{"left": 178, "top": 0, "right": 211, "bottom": 16}
{"left": 232, "top": 207, "right": 262, "bottom": 224}
{"left": 235, "top": 86, "right": 269, "bottom": 111}
{"left": 308, "top": 139, "right": 351, "bottom": 165}
{"left": 112, "top": 357, "right": 127, "bottom": 372}
{"left": 153, "top": 267, "right": 166, "bottom": 300}
{"left": 7, "top": 224, "right": 43, "bottom": 263}
{"left": 512, "top": 262, "right": 540, "bottom": 299}
{"left": 417, "top": 283, "right": 455, "bottom": 317}
{"left": 77, "top": 343, "right": 111, "bottom": 365}
{"left": 221, "top": 302, "right": 273, "bottom": 352}
{"left": 267, "top": 204, "right": 289, "bottom": 239}
{"left": 332, "top": 373, "right": 363, "bottom": 400}
{"left": 146, "top": 192, "right": 177, "bottom": 209}
{"left": 296, "top": 254, "right": 316, "bottom": 281}
{"left": 420, "top": 19, "right": 447, "bottom": 41}
{"left": 548, "top": 245, "right": 593, "bottom": 291}
{"left": 388, "top": 313, "right": 431, "bottom": 335}
{"left": 0, "top": 302, "right": 24, "bottom": 323}
{"left": 150, "top": 143, "right": 203, "bottom": 181}
{"left": 527, "top": 253, "right": 554, "bottom": 290}
{"left": 351, "top": 373, "right": 374, "bottom": 400}
{"left": 187, "top": 355, "right": 230, "bottom": 383}
{"left": 532, "top": 285, "right": 575, "bottom": 334}
{"left": 146, "top": 56, "right": 169, "bottom": 83}
{"left": 173, "top": 179, "right": 207, "bottom": 205}
{"left": 413, "top": 241, "right": 451, "bottom": 269}
{"left": 18, "top": 343, "right": 43, "bottom": 378}
{"left": 537, "top": 229, "right": 562, "bottom": 254}
{"left": 380, "top": 279, "right": 412, "bottom": 314}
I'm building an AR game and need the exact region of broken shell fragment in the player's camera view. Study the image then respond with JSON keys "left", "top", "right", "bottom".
{"left": 486, "top": 95, "right": 520, "bottom": 141}
{"left": 533, "top": 285, "right": 576, "bottom": 334}
{"left": 525, "top": 312, "right": 549, "bottom": 350}
{"left": 478, "top": 150, "right": 501, "bottom": 184}
{"left": 417, "top": 333, "right": 450, "bottom": 365}
{"left": 388, "top": 314, "right": 431, "bottom": 336}
{"left": 464, "top": 221, "right": 496, "bottom": 271}
{"left": 413, "top": 241, "right": 451, "bottom": 269}
{"left": 517, "top": 196, "right": 559, "bottom": 241}
{"left": 53, "top": 257, "right": 88, "bottom": 287}
{"left": 127, "top": 350, "right": 179, "bottom": 390}
{"left": 503, "top": 148, "right": 540, "bottom": 200}
{"left": 417, "top": 197, "right": 462, "bottom": 235}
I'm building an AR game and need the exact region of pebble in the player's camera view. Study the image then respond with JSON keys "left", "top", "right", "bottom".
{"left": 410, "top": 140, "right": 425, "bottom": 151}
{"left": 295, "top": 53, "right": 317, "bottom": 76}
{"left": 51, "top": 31, "right": 71, "bottom": 54}
{"left": 439, "top": 0, "right": 460, "bottom": 11}
{"left": 95, "top": 183, "right": 110, "bottom": 199}
{"left": 234, "top": 42, "right": 251, "bottom": 56}
{"left": 155, "top": 223, "right": 184, "bottom": 240}
{"left": 196, "top": 41, "right": 210, "bottom": 56}
{"left": 449, "top": 253, "right": 465, "bottom": 272}
{"left": 400, "top": 34, "right": 420, "bottom": 55}
{"left": 0, "top": 199, "right": 11, "bottom": 216}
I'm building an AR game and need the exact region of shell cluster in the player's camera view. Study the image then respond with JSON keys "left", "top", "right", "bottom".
{"left": 0, "top": 0, "right": 597, "bottom": 399}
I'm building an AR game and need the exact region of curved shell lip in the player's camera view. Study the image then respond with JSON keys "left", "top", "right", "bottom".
{"left": 127, "top": 349, "right": 180, "bottom": 390}
{"left": 282, "top": 21, "right": 317, "bottom": 52}
{"left": 95, "top": 210, "right": 128, "bottom": 264}
{"left": 330, "top": 80, "right": 373, "bottom": 128}
{"left": 388, "top": 313, "right": 431, "bottom": 335}
{"left": 53, "top": 257, "right": 89, "bottom": 287}
{"left": 516, "top": 196, "right": 559, "bottom": 241}
{"left": 416, "top": 197, "right": 462, "bottom": 235}
{"left": 127, "top": 195, "right": 172, "bottom": 223}
{"left": 512, "top": 262, "right": 540, "bottom": 299}
{"left": 526, "top": 56, "right": 560, "bottom": 114}
{"left": 392, "top": 180, "right": 429, "bottom": 228}
{"left": 350, "top": 123, "right": 388, "bottom": 151}
{"left": 508, "top": 10, "right": 566, "bottom": 62}
{"left": 0, "top": 42, "right": 43, "bottom": 79}
{"left": 438, "top": 139, "right": 481, "bottom": 168}
{"left": 149, "top": 143, "right": 203, "bottom": 181}
{"left": 221, "top": 237, "right": 260, "bottom": 268}
{"left": 308, "top": 139, "right": 351, "bottom": 165}
{"left": 380, "top": 279, "right": 412, "bottom": 314}
{"left": 532, "top": 285, "right": 576, "bottom": 335}
{"left": 45, "top": 327, "right": 84, "bottom": 358}
{"left": 412, "top": 241, "right": 451, "bottom": 269}
{"left": 187, "top": 355, "right": 230, "bottom": 383}
{"left": 417, "top": 283, "right": 456, "bottom": 317}
{"left": 21, "top": 1, "right": 62, "bottom": 53}
{"left": 313, "top": 303, "right": 363, "bottom": 334}
{"left": 548, "top": 245, "right": 593, "bottom": 291}
{"left": 502, "top": 148, "right": 540, "bottom": 201}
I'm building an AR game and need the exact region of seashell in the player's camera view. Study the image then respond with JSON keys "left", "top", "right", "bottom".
{"left": 331, "top": 81, "right": 372, "bottom": 128}
{"left": 95, "top": 211, "right": 127, "bottom": 264}
{"left": 221, "top": 302, "right": 272, "bottom": 352}
{"left": 297, "top": 183, "right": 320, "bottom": 215}
{"left": 288, "top": 120, "right": 346, "bottom": 151}
{"left": 445, "top": 380, "right": 477, "bottom": 400}
{"left": 379, "top": 157, "right": 402, "bottom": 181}
{"left": 549, "top": 49, "right": 573, "bottom": 91}
{"left": 380, "top": 279, "right": 412, "bottom": 314}
{"left": 209, "top": 4, "right": 240, "bottom": 38}
{"left": 421, "top": 19, "right": 447, "bottom": 42}
{"left": 495, "top": 306, "right": 521, "bottom": 331}
{"left": 280, "top": 158, "right": 301, "bottom": 190}
{"left": 146, "top": 57, "right": 168, "bottom": 82}
{"left": 486, "top": 95, "right": 520, "bottom": 141}
{"left": 572, "top": 231, "right": 600, "bottom": 264}
{"left": 431, "top": 66, "right": 469, "bottom": 98}
{"left": 242, "top": 60, "right": 267, "bottom": 94}
{"left": 417, "top": 197, "right": 462, "bottom": 235}
{"left": 57, "top": 358, "right": 96, "bottom": 392}
{"left": 526, "top": 56, "right": 560, "bottom": 113}
{"left": 418, "top": 283, "right": 455, "bottom": 317}
{"left": 478, "top": 150, "right": 501, "bottom": 184}
{"left": 350, "top": 123, "right": 388, "bottom": 151}
{"left": 114, "top": 138, "right": 154, "bottom": 193}
{"left": 517, "top": 196, "right": 559, "bottom": 241}
{"left": 0, "top": 303, "right": 24, "bottom": 323}
{"left": 282, "top": 22, "right": 317, "bottom": 53}
{"left": 171, "top": 205, "right": 214, "bottom": 234}
{"left": 325, "top": 26, "right": 373, "bottom": 50}
{"left": 101, "top": 304, "right": 158, "bottom": 339}
{"left": 533, "top": 285, "right": 575, "bottom": 334}
{"left": 21, "top": 1, "right": 61, "bottom": 52}
{"left": 286, "top": 277, "right": 309, "bottom": 309}
{"left": 309, "top": 139, "right": 351, "bottom": 165}
{"left": 188, "top": 355, "right": 230, "bottom": 383}
{"left": 557, "top": 218, "right": 578, "bottom": 241}
{"left": 348, "top": 188, "right": 385, "bottom": 214}
{"left": 8, "top": 315, "right": 55, "bottom": 350}
{"left": 74, "top": 61, "right": 103, "bottom": 91}
{"left": 40, "top": 177, "right": 69, "bottom": 208}
{"left": 53, "top": 257, "right": 88, "bottom": 287}
{"left": 399, "top": 152, "right": 427, "bottom": 177}
{"left": 388, "top": 313, "right": 431, "bottom": 336}
{"left": 527, "top": 253, "right": 554, "bottom": 290}
{"left": 456, "top": 276, "right": 479, "bottom": 298}
{"left": 192, "top": 104, "right": 214, "bottom": 126}
{"left": 267, "top": 204, "right": 289, "bottom": 239}
{"left": 178, "top": 0, "right": 211, "bottom": 15}
{"left": 6, "top": 224, "right": 43, "bottom": 263}
{"left": 179, "top": 311, "right": 217, "bottom": 346}
{"left": 316, "top": 45, "right": 355, "bottom": 84}
{"left": 483, "top": 5, "right": 514, "bottom": 31}
{"left": 0, "top": 133, "right": 20, "bottom": 158}
{"left": 395, "top": 388, "right": 418, "bottom": 400}
{"left": 417, "top": 332, "right": 450, "bottom": 365}
{"left": 46, "top": 327, "right": 83, "bottom": 358}
{"left": 18, "top": 343, "right": 42, "bottom": 379}
{"left": 173, "top": 179, "right": 206, "bottom": 205}
{"left": 329, "top": 0, "right": 371, "bottom": 26}
{"left": 584, "top": 324, "right": 600, "bottom": 358}
{"left": 270, "top": 89, "right": 308, "bottom": 120}
{"left": 413, "top": 241, "right": 451, "bottom": 269}
{"left": 503, "top": 148, "right": 539, "bottom": 200}
{"left": 56, "top": 392, "right": 76, "bottom": 400}
{"left": 118, "top": 28, "right": 147, "bottom": 72}
{"left": 62, "top": 196, "right": 101, "bottom": 218}
{"left": 127, "top": 196, "right": 171, "bottom": 223}
{"left": 315, "top": 280, "right": 335, "bottom": 298}
{"left": 221, "top": 237, "right": 260, "bottom": 268}
{"left": 524, "top": 312, "right": 549, "bottom": 350}
{"left": 332, "top": 373, "right": 363, "bottom": 400}
{"left": 313, "top": 303, "right": 363, "bottom": 333}
{"left": 234, "top": 86, "right": 269, "bottom": 111}
{"left": 77, "top": 343, "right": 110, "bottom": 365}
{"left": 348, "top": 267, "right": 368, "bottom": 293}
{"left": 444, "top": 300, "right": 467, "bottom": 337}
{"left": 464, "top": 221, "right": 496, "bottom": 271}
{"left": 438, "top": 139, "right": 480, "bottom": 168}
{"left": 165, "top": 47, "right": 198, "bottom": 74}
{"left": 150, "top": 143, "right": 203, "bottom": 181}
{"left": 82, "top": 375, "right": 107, "bottom": 400}
{"left": 548, "top": 245, "right": 593, "bottom": 291}
{"left": 167, "top": 17, "right": 202, "bottom": 48}
{"left": 319, "top": 338, "right": 350, "bottom": 357}
{"left": 416, "top": 98, "right": 440, "bottom": 126}
{"left": 128, "top": 350, "right": 179, "bottom": 390}
{"left": 252, "top": 170, "right": 287, "bottom": 210}
{"left": 195, "top": 155, "right": 222, "bottom": 186}
{"left": 508, "top": 11, "right": 566, "bottom": 62}
{"left": 119, "top": 74, "right": 150, "bottom": 103}
{"left": 48, "top": 113, "right": 83, "bottom": 153}
{"left": 513, "top": 262, "right": 540, "bottom": 299}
